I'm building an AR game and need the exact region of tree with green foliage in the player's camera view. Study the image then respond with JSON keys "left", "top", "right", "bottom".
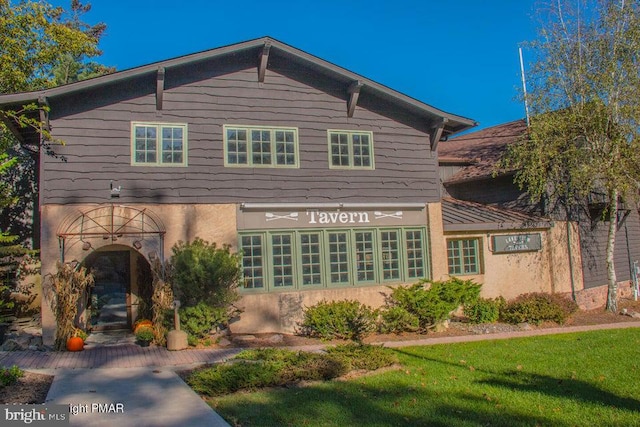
{"left": 500, "top": 0, "right": 640, "bottom": 312}
{"left": 0, "top": 0, "right": 107, "bottom": 93}
{"left": 0, "top": 0, "right": 109, "bottom": 313}
{"left": 0, "top": 0, "right": 109, "bottom": 240}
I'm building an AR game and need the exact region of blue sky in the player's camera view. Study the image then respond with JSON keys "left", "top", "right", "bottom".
{"left": 52, "top": 0, "right": 541, "bottom": 132}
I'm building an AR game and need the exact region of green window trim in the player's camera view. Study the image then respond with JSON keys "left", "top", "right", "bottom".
{"left": 131, "top": 122, "right": 188, "bottom": 166}
{"left": 327, "top": 130, "right": 375, "bottom": 169}
{"left": 447, "top": 238, "right": 482, "bottom": 275}
{"left": 239, "top": 227, "right": 429, "bottom": 292}
{"left": 224, "top": 125, "right": 299, "bottom": 168}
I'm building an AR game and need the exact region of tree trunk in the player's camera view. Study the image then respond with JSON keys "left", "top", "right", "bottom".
{"left": 605, "top": 188, "right": 619, "bottom": 313}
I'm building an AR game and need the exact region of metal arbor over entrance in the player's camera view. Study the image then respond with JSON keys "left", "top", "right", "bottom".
{"left": 57, "top": 204, "right": 166, "bottom": 261}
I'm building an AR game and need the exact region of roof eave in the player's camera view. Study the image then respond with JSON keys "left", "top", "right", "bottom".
{"left": 444, "top": 222, "right": 551, "bottom": 232}
{"left": 0, "top": 36, "right": 477, "bottom": 133}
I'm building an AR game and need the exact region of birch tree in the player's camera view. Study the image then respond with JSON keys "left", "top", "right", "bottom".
{"left": 501, "top": 0, "right": 640, "bottom": 312}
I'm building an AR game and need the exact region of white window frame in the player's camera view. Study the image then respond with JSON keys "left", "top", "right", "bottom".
{"left": 131, "top": 122, "right": 188, "bottom": 166}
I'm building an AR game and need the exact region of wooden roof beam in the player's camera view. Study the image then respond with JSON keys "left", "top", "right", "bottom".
{"left": 258, "top": 42, "right": 271, "bottom": 83}
{"left": 38, "top": 95, "right": 50, "bottom": 132}
{"left": 347, "top": 80, "right": 363, "bottom": 118}
{"left": 430, "top": 118, "right": 448, "bottom": 151}
{"left": 156, "top": 67, "right": 165, "bottom": 110}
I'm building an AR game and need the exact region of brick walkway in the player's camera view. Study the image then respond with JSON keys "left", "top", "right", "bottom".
{"left": 2, "top": 322, "right": 639, "bottom": 370}
{"left": 0, "top": 344, "right": 243, "bottom": 370}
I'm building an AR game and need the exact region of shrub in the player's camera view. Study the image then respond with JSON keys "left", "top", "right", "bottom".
{"left": 0, "top": 365, "right": 23, "bottom": 387}
{"left": 464, "top": 297, "right": 505, "bottom": 324}
{"left": 298, "top": 299, "right": 377, "bottom": 341}
{"left": 135, "top": 326, "right": 155, "bottom": 342}
{"left": 179, "top": 302, "right": 231, "bottom": 343}
{"left": 188, "top": 344, "right": 397, "bottom": 396}
{"left": 501, "top": 293, "right": 579, "bottom": 325}
{"left": 325, "top": 343, "right": 398, "bottom": 371}
{"left": 378, "top": 306, "right": 419, "bottom": 334}
{"left": 383, "top": 277, "right": 481, "bottom": 332}
{"left": 171, "top": 238, "right": 241, "bottom": 308}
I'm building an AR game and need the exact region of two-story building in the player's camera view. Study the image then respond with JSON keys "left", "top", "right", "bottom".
{"left": 0, "top": 37, "right": 579, "bottom": 345}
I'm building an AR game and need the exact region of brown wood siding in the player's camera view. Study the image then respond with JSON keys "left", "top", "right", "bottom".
{"left": 580, "top": 209, "right": 640, "bottom": 289}
{"left": 580, "top": 210, "right": 640, "bottom": 288}
{"left": 43, "top": 65, "right": 438, "bottom": 205}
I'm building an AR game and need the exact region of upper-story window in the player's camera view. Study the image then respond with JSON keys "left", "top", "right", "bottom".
{"left": 131, "top": 122, "right": 188, "bottom": 166}
{"left": 327, "top": 130, "right": 374, "bottom": 169}
{"left": 224, "top": 125, "right": 299, "bottom": 167}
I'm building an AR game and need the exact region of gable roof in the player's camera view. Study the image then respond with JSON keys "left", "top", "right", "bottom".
{"left": 0, "top": 36, "right": 476, "bottom": 141}
{"left": 438, "top": 119, "right": 527, "bottom": 183}
{"left": 441, "top": 197, "right": 550, "bottom": 232}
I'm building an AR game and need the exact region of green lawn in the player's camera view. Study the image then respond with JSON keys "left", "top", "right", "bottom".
{"left": 204, "top": 329, "right": 640, "bottom": 426}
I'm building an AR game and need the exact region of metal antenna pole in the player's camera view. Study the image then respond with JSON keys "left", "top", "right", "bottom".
{"left": 519, "top": 47, "right": 531, "bottom": 126}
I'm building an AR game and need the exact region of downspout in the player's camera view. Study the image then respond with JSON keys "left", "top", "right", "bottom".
{"left": 624, "top": 222, "right": 635, "bottom": 296}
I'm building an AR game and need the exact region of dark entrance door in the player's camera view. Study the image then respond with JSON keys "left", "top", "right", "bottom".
{"left": 85, "top": 251, "right": 130, "bottom": 330}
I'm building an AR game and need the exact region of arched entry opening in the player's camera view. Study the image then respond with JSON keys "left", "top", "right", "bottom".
{"left": 56, "top": 205, "right": 165, "bottom": 331}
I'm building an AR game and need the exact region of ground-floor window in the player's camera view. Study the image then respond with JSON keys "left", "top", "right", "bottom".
{"left": 447, "top": 238, "right": 481, "bottom": 275}
{"left": 239, "top": 227, "right": 429, "bottom": 291}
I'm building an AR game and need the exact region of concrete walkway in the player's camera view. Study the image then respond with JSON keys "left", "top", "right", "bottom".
{"left": 1, "top": 321, "right": 639, "bottom": 427}
{"left": 45, "top": 367, "right": 230, "bottom": 427}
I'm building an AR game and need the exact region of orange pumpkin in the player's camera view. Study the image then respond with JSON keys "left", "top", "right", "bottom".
{"left": 66, "top": 336, "right": 84, "bottom": 352}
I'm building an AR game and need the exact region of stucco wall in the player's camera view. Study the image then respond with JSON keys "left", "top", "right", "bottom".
{"left": 39, "top": 202, "right": 588, "bottom": 344}
{"left": 39, "top": 203, "right": 237, "bottom": 345}
{"left": 442, "top": 222, "right": 583, "bottom": 301}
{"left": 231, "top": 285, "right": 390, "bottom": 334}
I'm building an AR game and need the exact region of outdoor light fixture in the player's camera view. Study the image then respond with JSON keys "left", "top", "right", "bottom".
{"left": 110, "top": 180, "right": 121, "bottom": 198}
{"left": 148, "top": 251, "right": 157, "bottom": 261}
{"left": 133, "top": 240, "right": 142, "bottom": 250}
{"left": 82, "top": 241, "right": 92, "bottom": 251}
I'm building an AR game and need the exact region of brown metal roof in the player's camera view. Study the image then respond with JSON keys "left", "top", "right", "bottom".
{"left": 441, "top": 197, "right": 551, "bottom": 232}
{"left": 438, "top": 119, "right": 527, "bottom": 183}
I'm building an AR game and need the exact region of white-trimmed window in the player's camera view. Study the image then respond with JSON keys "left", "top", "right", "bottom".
{"left": 131, "top": 122, "right": 187, "bottom": 166}
{"left": 328, "top": 130, "right": 374, "bottom": 169}
{"left": 224, "top": 125, "right": 299, "bottom": 167}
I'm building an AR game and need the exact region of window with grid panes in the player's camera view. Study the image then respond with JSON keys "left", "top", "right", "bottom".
{"left": 224, "top": 125, "right": 298, "bottom": 167}
{"left": 328, "top": 232, "right": 350, "bottom": 284}
{"left": 271, "top": 234, "right": 294, "bottom": 287}
{"left": 381, "top": 230, "right": 400, "bottom": 280}
{"left": 328, "top": 130, "right": 374, "bottom": 169}
{"left": 132, "top": 122, "right": 187, "bottom": 166}
{"left": 355, "top": 231, "right": 375, "bottom": 282}
{"left": 447, "top": 239, "right": 481, "bottom": 275}
{"left": 241, "top": 235, "right": 264, "bottom": 289}
{"left": 405, "top": 230, "right": 426, "bottom": 278}
{"left": 300, "top": 232, "right": 322, "bottom": 286}
{"left": 239, "top": 227, "right": 428, "bottom": 292}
